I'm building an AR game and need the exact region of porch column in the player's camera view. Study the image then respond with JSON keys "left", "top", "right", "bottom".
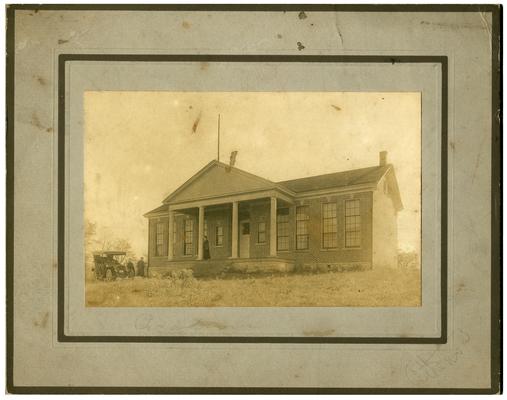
{"left": 231, "top": 201, "right": 239, "bottom": 258}
{"left": 168, "top": 210, "right": 174, "bottom": 260}
{"left": 197, "top": 206, "right": 204, "bottom": 260}
{"left": 270, "top": 197, "right": 277, "bottom": 256}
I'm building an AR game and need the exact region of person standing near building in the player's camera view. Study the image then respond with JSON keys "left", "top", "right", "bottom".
{"left": 136, "top": 257, "right": 146, "bottom": 277}
{"left": 126, "top": 259, "right": 135, "bottom": 278}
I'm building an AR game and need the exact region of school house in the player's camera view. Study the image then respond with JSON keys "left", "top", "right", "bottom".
{"left": 144, "top": 151, "right": 403, "bottom": 275}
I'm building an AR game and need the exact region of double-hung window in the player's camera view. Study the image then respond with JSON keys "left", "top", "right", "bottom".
{"left": 345, "top": 199, "right": 361, "bottom": 248}
{"left": 296, "top": 206, "right": 310, "bottom": 250}
{"left": 184, "top": 219, "right": 194, "bottom": 255}
{"left": 156, "top": 222, "right": 165, "bottom": 256}
{"left": 215, "top": 223, "right": 224, "bottom": 246}
{"left": 277, "top": 209, "right": 290, "bottom": 251}
{"left": 322, "top": 203, "right": 338, "bottom": 249}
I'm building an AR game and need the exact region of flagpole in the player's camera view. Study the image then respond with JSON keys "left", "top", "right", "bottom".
{"left": 217, "top": 114, "right": 220, "bottom": 162}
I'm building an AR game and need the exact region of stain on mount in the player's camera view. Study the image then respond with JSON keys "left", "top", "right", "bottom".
{"left": 298, "top": 11, "right": 308, "bottom": 19}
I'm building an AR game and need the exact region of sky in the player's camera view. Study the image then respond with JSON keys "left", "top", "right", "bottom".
{"left": 84, "top": 91, "right": 421, "bottom": 257}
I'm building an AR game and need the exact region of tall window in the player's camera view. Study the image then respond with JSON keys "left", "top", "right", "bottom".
{"left": 215, "top": 222, "right": 224, "bottom": 246}
{"left": 156, "top": 222, "right": 165, "bottom": 256}
{"left": 322, "top": 203, "right": 338, "bottom": 249}
{"left": 277, "top": 209, "right": 290, "bottom": 251}
{"left": 296, "top": 206, "right": 309, "bottom": 250}
{"left": 204, "top": 219, "right": 208, "bottom": 238}
{"left": 184, "top": 219, "right": 194, "bottom": 255}
{"left": 257, "top": 222, "right": 266, "bottom": 244}
{"left": 345, "top": 199, "right": 361, "bottom": 247}
{"left": 172, "top": 219, "right": 176, "bottom": 256}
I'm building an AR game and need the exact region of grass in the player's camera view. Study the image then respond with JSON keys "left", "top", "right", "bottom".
{"left": 85, "top": 267, "right": 421, "bottom": 307}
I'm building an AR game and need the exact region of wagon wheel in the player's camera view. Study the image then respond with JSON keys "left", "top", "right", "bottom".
{"left": 95, "top": 265, "right": 104, "bottom": 280}
{"left": 116, "top": 265, "right": 128, "bottom": 278}
{"left": 105, "top": 268, "right": 116, "bottom": 281}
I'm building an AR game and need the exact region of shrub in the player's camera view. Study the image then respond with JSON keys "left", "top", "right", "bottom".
{"left": 163, "top": 269, "right": 195, "bottom": 287}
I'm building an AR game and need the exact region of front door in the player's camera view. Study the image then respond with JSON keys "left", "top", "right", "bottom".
{"left": 239, "top": 220, "right": 250, "bottom": 258}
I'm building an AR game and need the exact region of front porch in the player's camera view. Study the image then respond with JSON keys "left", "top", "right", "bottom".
{"left": 166, "top": 191, "right": 294, "bottom": 262}
{"left": 145, "top": 161, "right": 298, "bottom": 271}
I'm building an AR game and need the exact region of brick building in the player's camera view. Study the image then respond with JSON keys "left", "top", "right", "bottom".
{"left": 144, "top": 151, "right": 402, "bottom": 275}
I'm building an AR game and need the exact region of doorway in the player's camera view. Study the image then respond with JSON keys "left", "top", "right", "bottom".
{"left": 239, "top": 220, "right": 250, "bottom": 258}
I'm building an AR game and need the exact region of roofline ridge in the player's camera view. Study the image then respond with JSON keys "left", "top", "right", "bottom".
{"left": 277, "top": 164, "right": 385, "bottom": 184}
{"left": 216, "top": 161, "right": 277, "bottom": 186}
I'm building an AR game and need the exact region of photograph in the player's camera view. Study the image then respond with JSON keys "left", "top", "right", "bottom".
{"left": 84, "top": 91, "right": 422, "bottom": 307}
{"left": 6, "top": 4, "right": 500, "bottom": 394}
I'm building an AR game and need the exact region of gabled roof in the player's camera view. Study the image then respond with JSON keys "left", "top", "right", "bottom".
{"left": 277, "top": 165, "right": 390, "bottom": 193}
{"left": 144, "top": 160, "right": 403, "bottom": 217}
{"left": 162, "top": 160, "right": 280, "bottom": 204}
{"left": 277, "top": 164, "right": 403, "bottom": 211}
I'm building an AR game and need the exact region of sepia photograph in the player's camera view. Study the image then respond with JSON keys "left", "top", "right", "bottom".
{"left": 7, "top": 4, "right": 500, "bottom": 393}
{"left": 84, "top": 91, "right": 421, "bottom": 307}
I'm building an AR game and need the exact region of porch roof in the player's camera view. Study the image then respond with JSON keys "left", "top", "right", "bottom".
{"left": 144, "top": 189, "right": 292, "bottom": 217}
{"left": 167, "top": 188, "right": 293, "bottom": 211}
{"left": 143, "top": 204, "right": 168, "bottom": 218}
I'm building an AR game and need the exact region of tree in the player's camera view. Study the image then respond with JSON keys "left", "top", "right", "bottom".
{"left": 112, "top": 238, "right": 135, "bottom": 259}
{"left": 85, "top": 220, "right": 136, "bottom": 260}
{"left": 84, "top": 219, "right": 98, "bottom": 264}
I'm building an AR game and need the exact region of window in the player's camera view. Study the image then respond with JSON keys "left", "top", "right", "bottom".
{"left": 204, "top": 219, "right": 208, "bottom": 238}
{"left": 345, "top": 199, "right": 361, "bottom": 248}
{"left": 296, "top": 206, "right": 310, "bottom": 250}
{"left": 172, "top": 219, "right": 176, "bottom": 256}
{"left": 322, "top": 203, "right": 338, "bottom": 249}
{"left": 277, "top": 208, "right": 290, "bottom": 251}
{"left": 184, "top": 219, "right": 194, "bottom": 255}
{"left": 257, "top": 222, "right": 266, "bottom": 244}
{"left": 156, "top": 222, "right": 165, "bottom": 256}
{"left": 215, "top": 223, "right": 224, "bottom": 246}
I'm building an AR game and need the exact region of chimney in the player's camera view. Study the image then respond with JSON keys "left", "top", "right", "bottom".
{"left": 379, "top": 151, "right": 388, "bottom": 166}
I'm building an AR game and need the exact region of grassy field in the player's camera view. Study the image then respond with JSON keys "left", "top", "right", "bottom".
{"left": 86, "top": 267, "right": 421, "bottom": 307}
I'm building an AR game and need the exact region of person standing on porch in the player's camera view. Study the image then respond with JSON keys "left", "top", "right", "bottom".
{"left": 203, "top": 236, "right": 211, "bottom": 260}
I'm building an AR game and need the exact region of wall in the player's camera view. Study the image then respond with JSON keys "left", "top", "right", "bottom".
{"left": 204, "top": 208, "right": 232, "bottom": 259}
{"left": 147, "top": 215, "right": 169, "bottom": 268}
{"left": 293, "top": 191, "right": 373, "bottom": 268}
{"left": 249, "top": 202, "right": 271, "bottom": 258}
{"left": 173, "top": 213, "right": 197, "bottom": 260}
{"left": 372, "top": 177, "right": 399, "bottom": 268}
{"left": 172, "top": 211, "right": 234, "bottom": 260}
{"left": 148, "top": 208, "right": 234, "bottom": 267}
{"left": 148, "top": 191, "right": 375, "bottom": 269}
{"left": 276, "top": 205, "right": 295, "bottom": 257}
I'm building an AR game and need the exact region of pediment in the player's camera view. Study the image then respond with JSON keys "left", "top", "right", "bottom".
{"left": 164, "top": 161, "right": 276, "bottom": 204}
